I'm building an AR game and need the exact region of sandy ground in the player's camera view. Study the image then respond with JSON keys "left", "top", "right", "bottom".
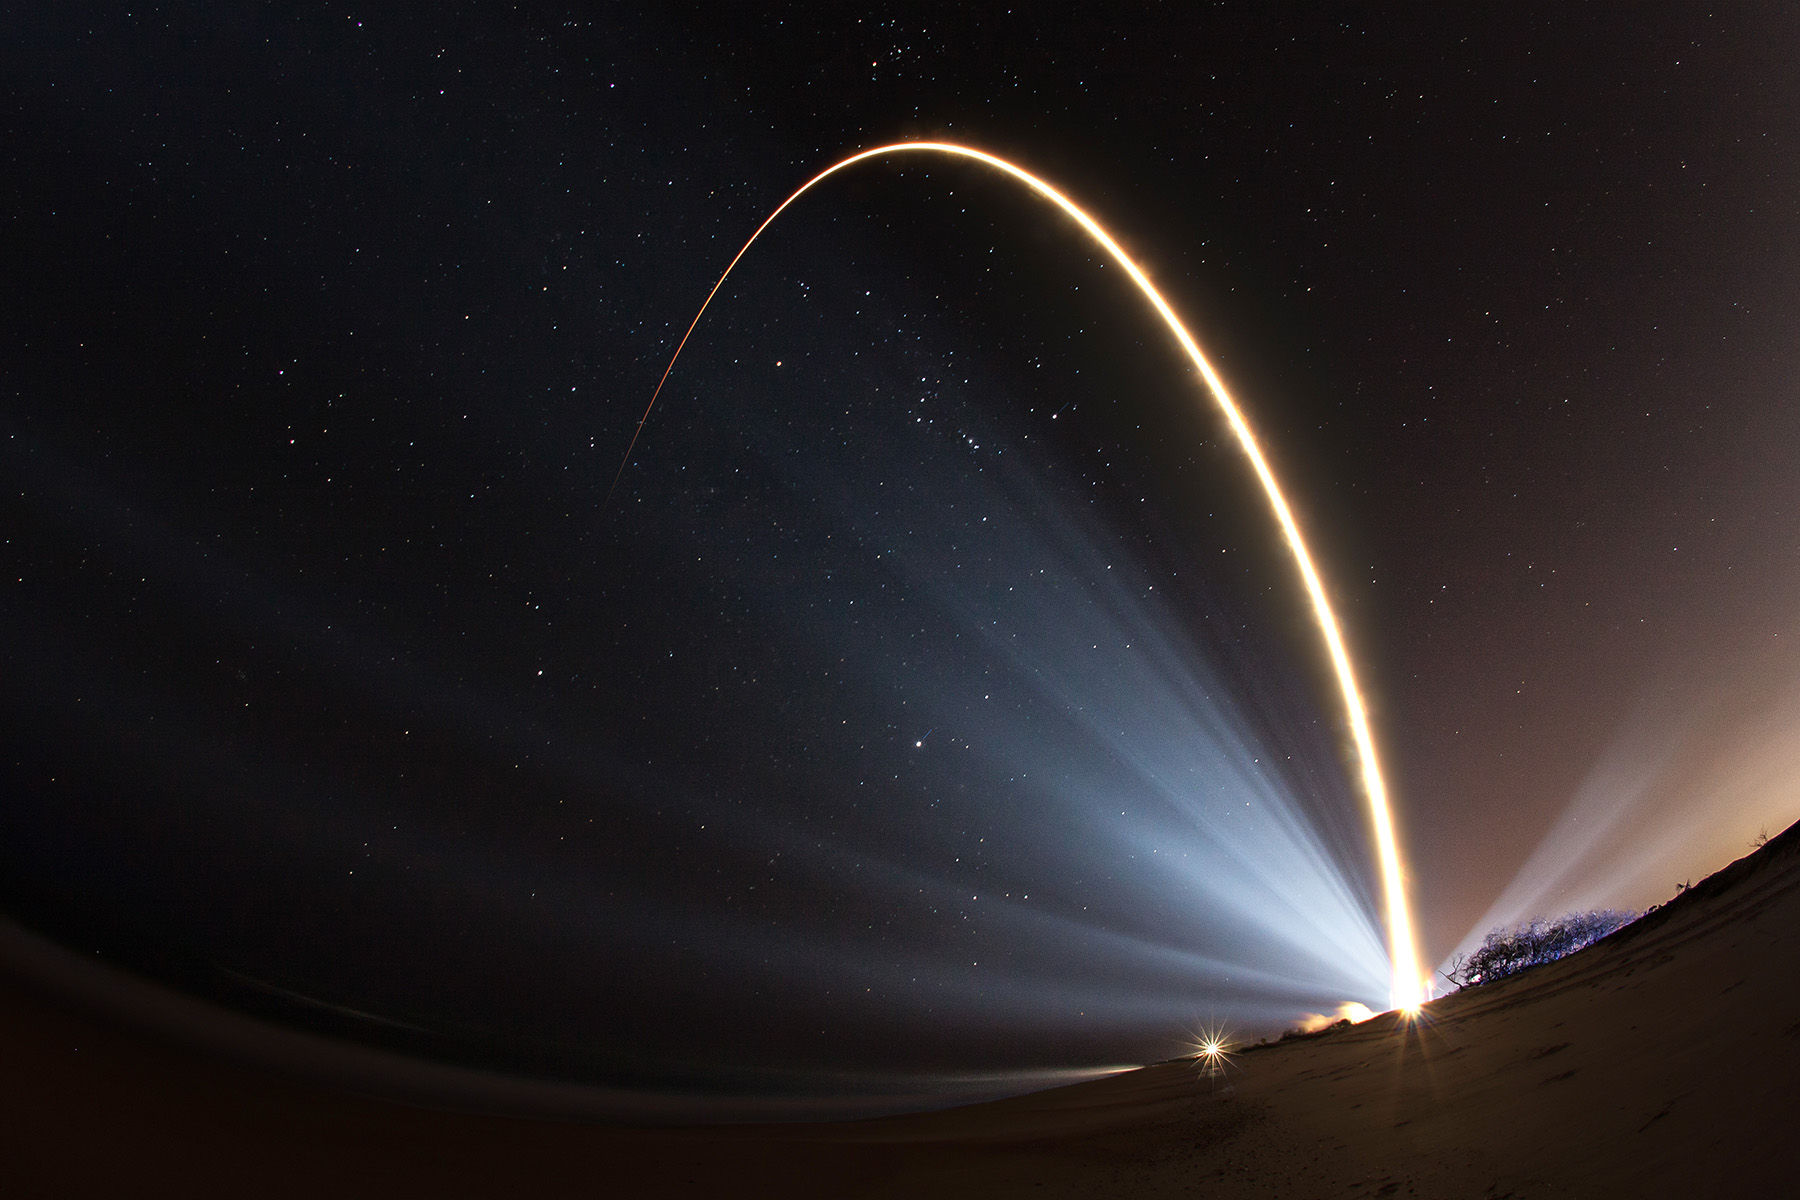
{"left": 5, "top": 827, "right": 1799, "bottom": 1197}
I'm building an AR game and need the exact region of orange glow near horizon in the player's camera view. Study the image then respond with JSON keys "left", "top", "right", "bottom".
{"left": 616, "top": 141, "right": 1425, "bottom": 1011}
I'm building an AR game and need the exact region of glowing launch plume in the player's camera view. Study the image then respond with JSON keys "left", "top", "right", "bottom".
{"left": 615, "top": 141, "right": 1425, "bottom": 1011}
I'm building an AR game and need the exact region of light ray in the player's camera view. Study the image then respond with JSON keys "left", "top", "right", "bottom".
{"left": 615, "top": 140, "right": 1424, "bottom": 1010}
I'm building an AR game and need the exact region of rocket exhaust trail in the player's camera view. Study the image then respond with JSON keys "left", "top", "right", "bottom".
{"left": 613, "top": 142, "right": 1425, "bottom": 1011}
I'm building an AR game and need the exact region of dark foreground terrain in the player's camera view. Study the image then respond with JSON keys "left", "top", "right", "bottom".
{"left": 6, "top": 825, "right": 1799, "bottom": 1197}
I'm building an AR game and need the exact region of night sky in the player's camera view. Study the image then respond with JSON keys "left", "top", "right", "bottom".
{"left": 3, "top": 5, "right": 1796, "bottom": 1115}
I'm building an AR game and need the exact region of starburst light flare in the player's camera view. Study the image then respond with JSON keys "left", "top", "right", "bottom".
{"left": 615, "top": 140, "right": 1425, "bottom": 1011}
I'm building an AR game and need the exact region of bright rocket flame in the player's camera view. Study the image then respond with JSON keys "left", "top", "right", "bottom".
{"left": 615, "top": 141, "right": 1425, "bottom": 1011}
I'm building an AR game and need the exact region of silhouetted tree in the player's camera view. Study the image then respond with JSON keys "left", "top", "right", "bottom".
{"left": 1445, "top": 910, "right": 1639, "bottom": 989}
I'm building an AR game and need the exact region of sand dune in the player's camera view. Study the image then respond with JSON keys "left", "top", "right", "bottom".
{"left": 5, "top": 824, "right": 1798, "bottom": 1197}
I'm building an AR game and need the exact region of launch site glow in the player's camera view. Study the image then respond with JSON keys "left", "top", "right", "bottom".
{"left": 621, "top": 141, "right": 1427, "bottom": 1012}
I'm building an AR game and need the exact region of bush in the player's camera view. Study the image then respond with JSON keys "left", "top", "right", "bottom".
{"left": 1445, "top": 909, "right": 1639, "bottom": 989}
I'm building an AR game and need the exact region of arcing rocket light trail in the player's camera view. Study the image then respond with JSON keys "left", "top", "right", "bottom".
{"left": 617, "top": 142, "right": 1426, "bottom": 1011}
